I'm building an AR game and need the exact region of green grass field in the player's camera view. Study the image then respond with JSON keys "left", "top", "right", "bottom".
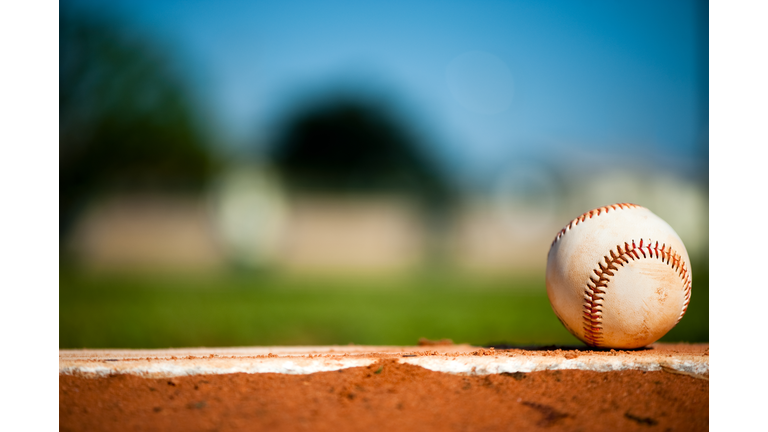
{"left": 60, "top": 269, "right": 709, "bottom": 349}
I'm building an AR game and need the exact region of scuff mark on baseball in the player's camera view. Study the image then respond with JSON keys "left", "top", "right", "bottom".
{"left": 546, "top": 203, "right": 692, "bottom": 349}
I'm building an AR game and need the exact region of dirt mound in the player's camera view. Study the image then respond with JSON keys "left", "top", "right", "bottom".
{"left": 60, "top": 359, "right": 707, "bottom": 431}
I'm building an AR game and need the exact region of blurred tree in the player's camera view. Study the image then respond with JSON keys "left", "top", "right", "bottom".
{"left": 269, "top": 98, "right": 454, "bottom": 210}
{"left": 60, "top": 9, "right": 216, "bottom": 238}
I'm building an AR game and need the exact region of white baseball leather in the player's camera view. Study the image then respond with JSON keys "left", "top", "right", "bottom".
{"left": 546, "top": 203, "right": 692, "bottom": 349}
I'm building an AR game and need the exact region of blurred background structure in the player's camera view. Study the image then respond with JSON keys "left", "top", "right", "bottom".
{"left": 60, "top": 0, "right": 708, "bottom": 348}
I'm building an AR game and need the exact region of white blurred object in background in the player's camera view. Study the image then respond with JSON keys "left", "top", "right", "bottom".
{"left": 209, "top": 163, "right": 288, "bottom": 268}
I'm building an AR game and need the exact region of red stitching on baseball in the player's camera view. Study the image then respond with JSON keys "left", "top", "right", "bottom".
{"left": 581, "top": 239, "right": 691, "bottom": 347}
{"left": 550, "top": 203, "right": 641, "bottom": 247}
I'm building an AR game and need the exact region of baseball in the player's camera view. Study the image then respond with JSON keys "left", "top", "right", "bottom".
{"left": 546, "top": 203, "right": 692, "bottom": 349}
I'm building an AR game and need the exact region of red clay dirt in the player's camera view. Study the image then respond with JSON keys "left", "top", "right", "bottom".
{"left": 60, "top": 348, "right": 708, "bottom": 432}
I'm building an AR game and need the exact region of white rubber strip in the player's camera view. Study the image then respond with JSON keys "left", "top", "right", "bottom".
{"left": 60, "top": 343, "right": 708, "bottom": 378}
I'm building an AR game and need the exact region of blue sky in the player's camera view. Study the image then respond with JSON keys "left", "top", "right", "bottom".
{"left": 64, "top": 0, "right": 707, "bottom": 185}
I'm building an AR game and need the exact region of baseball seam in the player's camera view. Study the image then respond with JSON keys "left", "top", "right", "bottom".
{"left": 582, "top": 239, "right": 691, "bottom": 347}
{"left": 550, "top": 203, "right": 641, "bottom": 248}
